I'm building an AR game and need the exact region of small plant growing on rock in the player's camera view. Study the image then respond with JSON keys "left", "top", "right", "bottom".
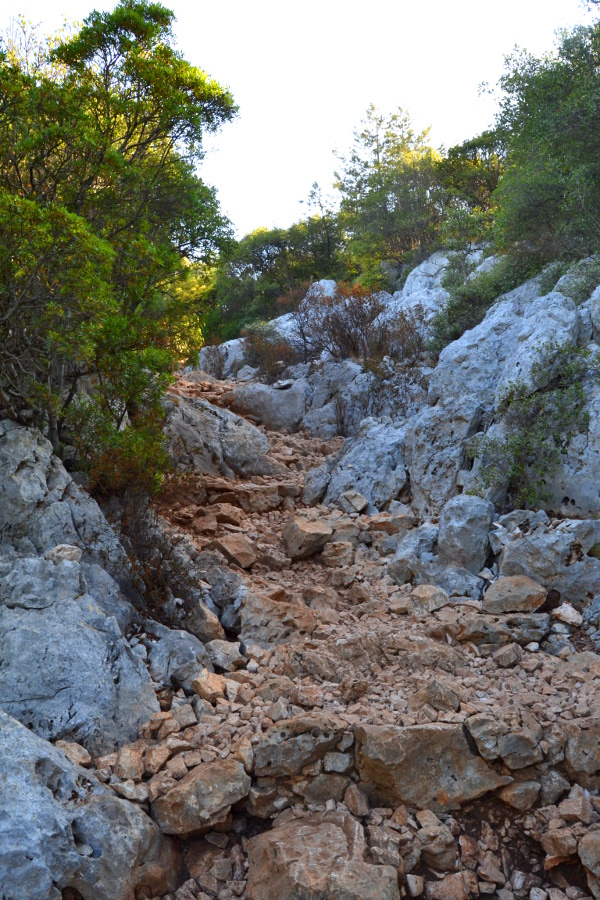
{"left": 469, "top": 341, "right": 600, "bottom": 508}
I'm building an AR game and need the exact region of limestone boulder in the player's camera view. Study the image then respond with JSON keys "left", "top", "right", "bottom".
{"left": 283, "top": 516, "right": 333, "bottom": 560}
{"left": 437, "top": 494, "right": 494, "bottom": 574}
{"left": 210, "top": 533, "right": 256, "bottom": 569}
{"left": 152, "top": 759, "right": 251, "bottom": 834}
{"left": 246, "top": 810, "right": 400, "bottom": 900}
{"left": 163, "top": 394, "right": 284, "bottom": 478}
{"left": 147, "top": 628, "right": 213, "bottom": 692}
{"left": 0, "top": 555, "right": 158, "bottom": 755}
{"left": 322, "top": 420, "right": 407, "bottom": 511}
{"left": 355, "top": 723, "right": 511, "bottom": 811}
{"left": 499, "top": 519, "right": 600, "bottom": 607}
{"left": 0, "top": 711, "right": 179, "bottom": 900}
{"left": 482, "top": 575, "right": 547, "bottom": 614}
{"left": 254, "top": 712, "right": 346, "bottom": 777}
{"left": 223, "top": 379, "right": 312, "bottom": 432}
{"left": 0, "top": 420, "right": 133, "bottom": 593}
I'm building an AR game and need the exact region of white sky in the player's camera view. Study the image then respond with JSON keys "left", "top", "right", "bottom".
{"left": 9, "top": 0, "right": 597, "bottom": 236}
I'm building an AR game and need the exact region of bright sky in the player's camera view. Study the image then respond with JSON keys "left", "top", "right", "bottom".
{"left": 9, "top": 0, "right": 597, "bottom": 236}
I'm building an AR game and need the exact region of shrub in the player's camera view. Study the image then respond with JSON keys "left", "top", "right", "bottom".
{"left": 430, "top": 252, "right": 539, "bottom": 351}
{"left": 241, "top": 322, "right": 302, "bottom": 381}
{"left": 200, "top": 344, "right": 227, "bottom": 379}
{"left": 290, "top": 283, "right": 425, "bottom": 364}
{"left": 469, "top": 341, "right": 600, "bottom": 509}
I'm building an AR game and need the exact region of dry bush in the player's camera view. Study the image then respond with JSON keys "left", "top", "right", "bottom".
{"left": 201, "top": 344, "right": 227, "bottom": 379}
{"left": 242, "top": 323, "right": 302, "bottom": 382}
{"left": 290, "top": 284, "right": 425, "bottom": 364}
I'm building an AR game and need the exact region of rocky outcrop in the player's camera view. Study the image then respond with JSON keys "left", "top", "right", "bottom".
{"left": 0, "top": 710, "right": 179, "bottom": 900}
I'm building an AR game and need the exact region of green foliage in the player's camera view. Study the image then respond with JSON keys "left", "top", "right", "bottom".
{"left": 493, "top": 22, "right": 600, "bottom": 263}
{"left": 430, "top": 252, "right": 537, "bottom": 351}
{"left": 469, "top": 342, "right": 600, "bottom": 508}
{"left": 0, "top": 1, "right": 235, "bottom": 494}
{"left": 335, "top": 105, "right": 443, "bottom": 281}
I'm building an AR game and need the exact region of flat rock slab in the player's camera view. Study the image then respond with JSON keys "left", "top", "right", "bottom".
{"left": 247, "top": 810, "right": 400, "bottom": 900}
{"left": 284, "top": 517, "right": 333, "bottom": 560}
{"left": 355, "top": 723, "right": 511, "bottom": 811}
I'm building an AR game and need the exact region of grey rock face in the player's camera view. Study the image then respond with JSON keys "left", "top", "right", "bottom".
{"left": 438, "top": 495, "right": 494, "bottom": 574}
{"left": 404, "top": 396, "right": 485, "bottom": 517}
{"left": 0, "top": 710, "right": 179, "bottom": 900}
{"left": 0, "top": 554, "right": 158, "bottom": 754}
{"left": 0, "top": 420, "right": 133, "bottom": 592}
{"left": 164, "top": 395, "right": 284, "bottom": 478}
{"left": 499, "top": 519, "right": 600, "bottom": 607}
{"left": 147, "top": 629, "right": 213, "bottom": 692}
{"left": 223, "top": 379, "right": 312, "bottom": 433}
{"left": 323, "top": 420, "right": 407, "bottom": 511}
{"left": 389, "top": 524, "right": 484, "bottom": 598}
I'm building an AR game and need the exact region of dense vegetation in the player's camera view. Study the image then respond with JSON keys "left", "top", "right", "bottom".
{"left": 0, "top": 1, "right": 235, "bottom": 492}
{"left": 3, "top": 2, "right": 600, "bottom": 496}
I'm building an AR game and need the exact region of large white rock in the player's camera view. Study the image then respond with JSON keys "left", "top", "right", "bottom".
{"left": 164, "top": 394, "right": 285, "bottom": 477}
{"left": 0, "top": 710, "right": 179, "bottom": 900}
{"left": 323, "top": 419, "right": 407, "bottom": 511}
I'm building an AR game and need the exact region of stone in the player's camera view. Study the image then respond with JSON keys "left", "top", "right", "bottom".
{"left": 411, "top": 584, "right": 450, "bottom": 613}
{"left": 240, "top": 590, "right": 316, "bottom": 647}
{"left": 185, "top": 601, "right": 225, "bottom": 643}
{"left": 114, "top": 746, "right": 144, "bottom": 782}
{"left": 204, "top": 639, "right": 244, "bottom": 671}
{"left": 540, "top": 828, "right": 578, "bottom": 858}
{"left": 541, "top": 770, "right": 571, "bottom": 806}
{"left": 210, "top": 534, "right": 256, "bottom": 569}
{"left": 164, "top": 394, "right": 284, "bottom": 478}
{"left": 0, "top": 421, "right": 134, "bottom": 591}
{"left": 552, "top": 602, "right": 583, "bottom": 626}
{"left": 356, "top": 723, "right": 511, "bottom": 811}
{"left": 54, "top": 741, "right": 91, "bottom": 768}
{"left": 417, "top": 823, "right": 458, "bottom": 871}
{"left": 579, "top": 831, "right": 600, "bottom": 878}
{"left": 0, "top": 556, "right": 158, "bottom": 755}
{"left": 482, "top": 576, "right": 547, "bottom": 614}
{"left": 339, "top": 489, "right": 370, "bottom": 514}
{"left": 426, "top": 871, "right": 479, "bottom": 900}
{"left": 321, "top": 540, "right": 354, "bottom": 567}
{"left": 437, "top": 495, "right": 495, "bottom": 574}
{"left": 492, "top": 643, "right": 523, "bottom": 668}
{"left": 191, "top": 670, "right": 228, "bottom": 704}
{"left": 498, "top": 781, "right": 541, "bottom": 811}
{"left": 152, "top": 759, "right": 251, "bottom": 834}
{"left": 425, "top": 679, "right": 461, "bottom": 712}
{"left": 246, "top": 810, "right": 400, "bottom": 900}
{"left": 344, "top": 783, "right": 370, "bottom": 817}
{"left": 223, "top": 379, "right": 312, "bottom": 433}
{"left": 322, "top": 420, "right": 408, "bottom": 511}
{"left": 565, "top": 720, "right": 600, "bottom": 779}
{"left": 283, "top": 517, "right": 333, "bottom": 560}
{"left": 499, "top": 519, "right": 600, "bottom": 607}
{"left": 407, "top": 874, "right": 425, "bottom": 897}
{"left": 254, "top": 712, "right": 346, "bottom": 777}
{"left": 0, "top": 710, "right": 179, "bottom": 900}
{"left": 148, "top": 629, "right": 213, "bottom": 693}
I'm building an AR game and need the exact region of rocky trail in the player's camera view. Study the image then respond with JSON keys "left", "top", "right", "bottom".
{"left": 39, "top": 373, "right": 600, "bottom": 900}
{"left": 5, "top": 254, "right": 600, "bottom": 900}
